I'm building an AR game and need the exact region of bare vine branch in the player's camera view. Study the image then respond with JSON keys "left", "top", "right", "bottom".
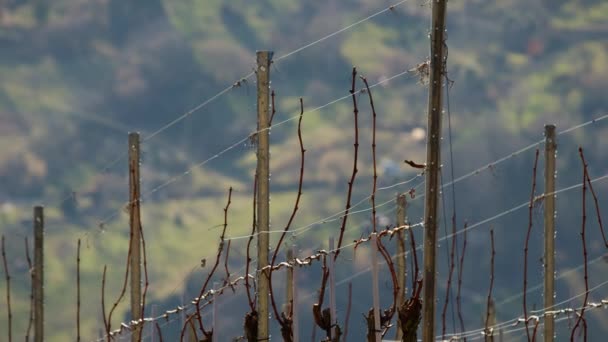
{"left": 25, "top": 237, "right": 34, "bottom": 341}
{"left": 485, "top": 229, "right": 496, "bottom": 340}
{"left": 442, "top": 212, "right": 458, "bottom": 340}
{"left": 571, "top": 147, "right": 590, "bottom": 342}
{"left": 195, "top": 187, "right": 233, "bottom": 338}
{"left": 335, "top": 67, "right": 360, "bottom": 260}
{"left": 245, "top": 176, "right": 257, "bottom": 312}
{"left": 360, "top": 76, "right": 378, "bottom": 233}
{"left": 1, "top": 235, "right": 12, "bottom": 342}
{"left": 523, "top": 149, "right": 540, "bottom": 342}
{"left": 457, "top": 222, "right": 468, "bottom": 340}
{"left": 107, "top": 212, "right": 134, "bottom": 333}
{"left": 138, "top": 216, "right": 150, "bottom": 342}
{"left": 102, "top": 265, "right": 110, "bottom": 342}
{"left": 269, "top": 97, "right": 305, "bottom": 340}
{"left": 580, "top": 149, "right": 608, "bottom": 248}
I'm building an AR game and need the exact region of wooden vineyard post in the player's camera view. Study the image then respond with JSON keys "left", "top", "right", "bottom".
{"left": 423, "top": 0, "right": 448, "bottom": 341}
{"left": 543, "top": 124, "right": 557, "bottom": 342}
{"left": 33, "top": 206, "right": 44, "bottom": 342}
{"left": 128, "top": 132, "right": 143, "bottom": 342}
{"left": 256, "top": 50, "right": 272, "bottom": 341}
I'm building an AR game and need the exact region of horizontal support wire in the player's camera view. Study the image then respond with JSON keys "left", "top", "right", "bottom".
{"left": 45, "top": 0, "right": 413, "bottom": 212}
{"left": 98, "top": 170, "right": 608, "bottom": 340}
{"left": 441, "top": 278, "right": 608, "bottom": 341}
{"left": 76, "top": 66, "right": 421, "bottom": 242}
{"left": 102, "top": 174, "right": 608, "bottom": 336}
{"left": 331, "top": 171, "right": 608, "bottom": 286}
{"left": 86, "top": 117, "right": 608, "bottom": 340}
{"left": 89, "top": 92, "right": 608, "bottom": 242}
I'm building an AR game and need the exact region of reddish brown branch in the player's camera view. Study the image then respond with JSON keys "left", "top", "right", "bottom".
{"left": 196, "top": 187, "right": 232, "bottom": 338}
{"left": 313, "top": 257, "right": 333, "bottom": 339}
{"left": 335, "top": 67, "right": 360, "bottom": 260}
{"left": 360, "top": 76, "right": 378, "bottom": 233}
{"left": 442, "top": 213, "right": 459, "bottom": 340}
{"left": 25, "top": 237, "right": 33, "bottom": 341}
{"left": 138, "top": 217, "right": 150, "bottom": 342}
{"left": 360, "top": 79, "right": 397, "bottom": 337}
{"left": 77, "top": 239, "right": 81, "bottom": 342}
{"left": 404, "top": 160, "right": 426, "bottom": 169}
{"left": 572, "top": 147, "right": 590, "bottom": 341}
{"left": 578, "top": 314, "right": 588, "bottom": 342}
{"left": 311, "top": 67, "right": 360, "bottom": 341}
{"left": 107, "top": 210, "right": 135, "bottom": 333}
{"left": 1, "top": 235, "right": 12, "bottom": 342}
{"left": 523, "top": 149, "right": 540, "bottom": 342}
{"left": 245, "top": 176, "right": 257, "bottom": 312}
{"left": 155, "top": 322, "right": 163, "bottom": 342}
{"left": 398, "top": 279, "right": 423, "bottom": 341}
{"left": 532, "top": 319, "right": 540, "bottom": 342}
{"left": 485, "top": 229, "right": 496, "bottom": 339}
{"left": 244, "top": 174, "right": 258, "bottom": 340}
{"left": 377, "top": 234, "right": 399, "bottom": 336}
{"left": 457, "top": 222, "right": 468, "bottom": 340}
{"left": 244, "top": 310, "right": 258, "bottom": 342}
{"left": 102, "top": 265, "right": 110, "bottom": 342}
{"left": 409, "top": 227, "right": 420, "bottom": 289}
{"left": 270, "top": 97, "right": 305, "bottom": 269}
{"left": 223, "top": 239, "right": 232, "bottom": 286}
{"left": 181, "top": 314, "right": 199, "bottom": 342}
{"left": 396, "top": 227, "right": 423, "bottom": 342}
{"left": 269, "top": 98, "right": 305, "bottom": 337}
{"left": 580, "top": 150, "right": 608, "bottom": 248}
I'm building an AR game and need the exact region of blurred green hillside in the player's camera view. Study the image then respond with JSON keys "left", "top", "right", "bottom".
{"left": 0, "top": 0, "right": 607, "bottom": 340}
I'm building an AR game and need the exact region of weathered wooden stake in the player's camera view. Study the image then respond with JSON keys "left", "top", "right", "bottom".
{"left": 543, "top": 124, "right": 557, "bottom": 342}
{"left": 256, "top": 50, "right": 272, "bottom": 342}
{"left": 396, "top": 194, "right": 407, "bottom": 341}
{"left": 371, "top": 233, "right": 381, "bottom": 342}
{"left": 291, "top": 246, "right": 300, "bottom": 342}
{"left": 285, "top": 248, "right": 294, "bottom": 317}
{"left": 33, "top": 206, "right": 44, "bottom": 342}
{"left": 128, "top": 132, "right": 142, "bottom": 342}
{"left": 212, "top": 282, "right": 219, "bottom": 342}
{"left": 423, "top": 1, "right": 448, "bottom": 341}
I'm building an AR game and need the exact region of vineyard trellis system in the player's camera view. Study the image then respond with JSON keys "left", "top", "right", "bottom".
{"left": 2, "top": 1, "right": 608, "bottom": 341}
